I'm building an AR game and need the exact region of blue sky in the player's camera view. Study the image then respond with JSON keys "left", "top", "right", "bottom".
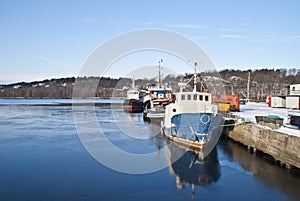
{"left": 0, "top": 0, "right": 299, "bottom": 84}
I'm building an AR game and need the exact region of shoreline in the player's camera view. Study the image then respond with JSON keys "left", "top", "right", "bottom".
{"left": 227, "top": 102, "right": 300, "bottom": 170}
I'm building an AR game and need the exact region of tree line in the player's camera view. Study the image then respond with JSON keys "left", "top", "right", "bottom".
{"left": 0, "top": 68, "right": 299, "bottom": 100}
{"left": 217, "top": 68, "right": 300, "bottom": 101}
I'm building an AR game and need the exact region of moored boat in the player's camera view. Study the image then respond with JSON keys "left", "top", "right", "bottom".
{"left": 123, "top": 98, "right": 144, "bottom": 113}
{"left": 142, "top": 59, "right": 174, "bottom": 122}
{"left": 143, "top": 87, "right": 173, "bottom": 122}
{"left": 161, "top": 63, "right": 224, "bottom": 159}
{"left": 123, "top": 80, "right": 144, "bottom": 113}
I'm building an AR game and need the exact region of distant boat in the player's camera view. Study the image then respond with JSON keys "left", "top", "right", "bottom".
{"left": 123, "top": 79, "right": 144, "bottom": 113}
{"left": 161, "top": 63, "right": 224, "bottom": 159}
{"left": 143, "top": 87, "right": 173, "bottom": 123}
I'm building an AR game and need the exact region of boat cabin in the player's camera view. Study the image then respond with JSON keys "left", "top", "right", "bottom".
{"left": 148, "top": 88, "right": 172, "bottom": 99}
{"left": 127, "top": 90, "right": 140, "bottom": 100}
{"left": 178, "top": 93, "right": 211, "bottom": 102}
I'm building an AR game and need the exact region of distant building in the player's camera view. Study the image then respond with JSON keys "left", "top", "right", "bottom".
{"left": 286, "top": 96, "right": 300, "bottom": 109}
{"left": 270, "top": 95, "right": 286, "bottom": 108}
{"left": 286, "top": 84, "right": 300, "bottom": 109}
{"left": 290, "top": 84, "right": 300, "bottom": 95}
{"left": 12, "top": 85, "right": 21, "bottom": 89}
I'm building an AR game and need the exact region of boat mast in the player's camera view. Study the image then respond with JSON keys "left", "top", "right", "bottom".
{"left": 158, "top": 59, "right": 163, "bottom": 88}
{"left": 193, "top": 62, "right": 197, "bottom": 93}
{"left": 132, "top": 77, "right": 135, "bottom": 89}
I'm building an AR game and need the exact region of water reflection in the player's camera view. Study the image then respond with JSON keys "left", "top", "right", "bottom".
{"left": 165, "top": 140, "right": 221, "bottom": 198}
{"left": 110, "top": 108, "right": 162, "bottom": 140}
{"left": 220, "top": 139, "right": 300, "bottom": 201}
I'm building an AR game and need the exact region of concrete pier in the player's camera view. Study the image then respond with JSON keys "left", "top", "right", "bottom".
{"left": 227, "top": 123, "right": 300, "bottom": 169}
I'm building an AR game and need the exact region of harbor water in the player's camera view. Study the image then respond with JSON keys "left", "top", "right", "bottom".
{"left": 0, "top": 99, "right": 300, "bottom": 201}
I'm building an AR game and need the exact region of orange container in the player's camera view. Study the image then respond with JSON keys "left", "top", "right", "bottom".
{"left": 213, "top": 95, "right": 240, "bottom": 111}
{"left": 225, "top": 95, "right": 240, "bottom": 111}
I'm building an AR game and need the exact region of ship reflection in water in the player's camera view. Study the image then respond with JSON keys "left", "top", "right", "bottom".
{"left": 220, "top": 140, "right": 300, "bottom": 200}
{"left": 165, "top": 140, "right": 221, "bottom": 198}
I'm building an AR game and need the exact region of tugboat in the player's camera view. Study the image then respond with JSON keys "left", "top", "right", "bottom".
{"left": 161, "top": 62, "right": 224, "bottom": 159}
{"left": 123, "top": 79, "right": 144, "bottom": 113}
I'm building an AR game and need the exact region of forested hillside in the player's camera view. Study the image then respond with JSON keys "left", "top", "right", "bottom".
{"left": 1, "top": 68, "right": 299, "bottom": 100}
{"left": 218, "top": 68, "right": 300, "bottom": 101}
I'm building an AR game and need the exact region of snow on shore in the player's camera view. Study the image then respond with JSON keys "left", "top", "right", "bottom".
{"left": 231, "top": 102, "right": 300, "bottom": 137}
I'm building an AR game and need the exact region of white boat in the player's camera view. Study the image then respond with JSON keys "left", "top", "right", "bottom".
{"left": 161, "top": 64, "right": 224, "bottom": 159}
{"left": 143, "top": 87, "right": 173, "bottom": 122}
{"left": 123, "top": 79, "right": 144, "bottom": 113}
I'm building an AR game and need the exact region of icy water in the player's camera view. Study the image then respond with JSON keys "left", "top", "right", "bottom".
{"left": 0, "top": 99, "right": 300, "bottom": 201}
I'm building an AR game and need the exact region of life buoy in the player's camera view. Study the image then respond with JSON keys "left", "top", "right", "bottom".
{"left": 200, "top": 114, "right": 210, "bottom": 124}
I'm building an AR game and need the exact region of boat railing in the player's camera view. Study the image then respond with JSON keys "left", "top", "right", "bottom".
{"left": 170, "top": 122, "right": 212, "bottom": 129}
{"left": 190, "top": 126, "right": 209, "bottom": 142}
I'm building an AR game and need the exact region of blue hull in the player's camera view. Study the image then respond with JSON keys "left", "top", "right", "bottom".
{"left": 169, "top": 113, "right": 222, "bottom": 142}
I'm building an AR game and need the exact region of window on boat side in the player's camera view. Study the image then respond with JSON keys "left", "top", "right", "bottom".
{"left": 205, "top": 95, "right": 209, "bottom": 101}
{"left": 181, "top": 95, "right": 185, "bottom": 100}
{"left": 199, "top": 95, "right": 203, "bottom": 101}
{"left": 157, "top": 90, "right": 165, "bottom": 98}
{"left": 194, "top": 95, "right": 197, "bottom": 100}
{"left": 187, "top": 95, "right": 191, "bottom": 100}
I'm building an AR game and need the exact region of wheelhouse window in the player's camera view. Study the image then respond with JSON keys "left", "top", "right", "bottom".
{"left": 193, "top": 95, "right": 197, "bottom": 100}
{"left": 181, "top": 95, "right": 185, "bottom": 100}
{"left": 187, "top": 95, "right": 191, "bottom": 100}
{"left": 205, "top": 96, "right": 209, "bottom": 101}
{"left": 199, "top": 95, "right": 203, "bottom": 101}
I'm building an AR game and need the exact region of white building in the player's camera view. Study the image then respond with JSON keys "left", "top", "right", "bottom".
{"left": 271, "top": 96, "right": 286, "bottom": 108}
{"left": 290, "top": 84, "right": 300, "bottom": 95}
{"left": 286, "top": 96, "right": 300, "bottom": 109}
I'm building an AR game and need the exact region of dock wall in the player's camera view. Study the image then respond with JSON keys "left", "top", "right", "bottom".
{"left": 228, "top": 123, "right": 300, "bottom": 169}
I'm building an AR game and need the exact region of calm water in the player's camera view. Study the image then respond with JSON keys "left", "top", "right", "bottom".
{"left": 0, "top": 99, "right": 300, "bottom": 201}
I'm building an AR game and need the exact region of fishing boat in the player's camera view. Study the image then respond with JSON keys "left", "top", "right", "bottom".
{"left": 143, "top": 87, "right": 173, "bottom": 122}
{"left": 161, "top": 63, "right": 224, "bottom": 159}
{"left": 123, "top": 79, "right": 144, "bottom": 113}
{"left": 142, "top": 59, "right": 173, "bottom": 122}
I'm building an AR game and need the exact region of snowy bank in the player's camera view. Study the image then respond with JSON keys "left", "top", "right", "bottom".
{"left": 231, "top": 102, "right": 300, "bottom": 137}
